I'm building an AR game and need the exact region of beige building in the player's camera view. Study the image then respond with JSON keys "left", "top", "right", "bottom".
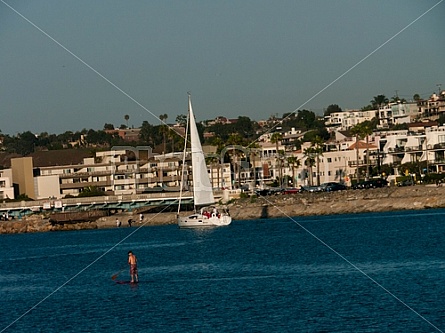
{"left": 8, "top": 147, "right": 233, "bottom": 199}
{"left": 11, "top": 157, "right": 35, "bottom": 199}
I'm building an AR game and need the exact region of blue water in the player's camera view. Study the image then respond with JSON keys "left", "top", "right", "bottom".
{"left": 2, "top": 210, "right": 445, "bottom": 332}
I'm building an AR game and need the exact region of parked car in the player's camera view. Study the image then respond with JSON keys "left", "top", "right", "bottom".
{"left": 299, "top": 185, "right": 324, "bottom": 193}
{"left": 254, "top": 188, "right": 270, "bottom": 196}
{"left": 321, "top": 182, "right": 347, "bottom": 192}
{"left": 352, "top": 178, "right": 388, "bottom": 189}
{"left": 254, "top": 187, "right": 284, "bottom": 196}
{"left": 268, "top": 187, "right": 285, "bottom": 195}
{"left": 397, "top": 179, "right": 415, "bottom": 187}
{"left": 282, "top": 188, "right": 300, "bottom": 194}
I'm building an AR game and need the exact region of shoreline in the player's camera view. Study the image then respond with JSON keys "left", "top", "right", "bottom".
{"left": 1, "top": 185, "right": 445, "bottom": 234}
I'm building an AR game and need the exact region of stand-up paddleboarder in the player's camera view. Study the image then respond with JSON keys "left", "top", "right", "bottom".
{"left": 128, "top": 251, "right": 138, "bottom": 283}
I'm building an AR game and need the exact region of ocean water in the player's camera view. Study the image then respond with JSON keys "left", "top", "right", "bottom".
{"left": 1, "top": 209, "right": 445, "bottom": 332}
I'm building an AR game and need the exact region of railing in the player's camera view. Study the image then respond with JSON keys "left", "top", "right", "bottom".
{"left": 0, "top": 190, "right": 231, "bottom": 212}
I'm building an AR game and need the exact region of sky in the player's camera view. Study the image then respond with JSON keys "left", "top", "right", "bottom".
{"left": 0, "top": 0, "right": 444, "bottom": 135}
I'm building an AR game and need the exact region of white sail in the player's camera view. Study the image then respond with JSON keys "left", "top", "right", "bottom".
{"left": 188, "top": 95, "right": 215, "bottom": 206}
{"left": 178, "top": 94, "right": 231, "bottom": 228}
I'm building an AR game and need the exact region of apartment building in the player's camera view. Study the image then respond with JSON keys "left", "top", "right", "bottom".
{"left": 324, "top": 109, "right": 377, "bottom": 132}
{"left": 418, "top": 91, "right": 445, "bottom": 120}
{"left": 379, "top": 125, "right": 445, "bottom": 173}
{"left": 0, "top": 169, "right": 14, "bottom": 200}
{"left": 8, "top": 147, "right": 232, "bottom": 199}
{"left": 377, "top": 102, "right": 418, "bottom": 128}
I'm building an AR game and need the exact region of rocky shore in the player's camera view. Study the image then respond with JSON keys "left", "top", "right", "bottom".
{"left": 1, "top": 184, "right": 445, "bottom": 234}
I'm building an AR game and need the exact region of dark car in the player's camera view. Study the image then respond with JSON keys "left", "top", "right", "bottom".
{"left": 321, "top": 182, "right": 347, "bottom": 192}
{"left": 254, "top": 188, "right": 270, "bottom": 196}
{"left": 397, "top": 179, "right": 414, "bottom": 187}
{"left": 299, "top": 185, "right": 324, "bottom": 193}
{"left": 353, "top": 178, "right": 388, "bottom": 189}
{"left": 268, "top": 187, "right": 285, "bottom": 195}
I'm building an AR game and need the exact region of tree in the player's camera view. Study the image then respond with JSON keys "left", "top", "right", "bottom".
{"left": 139, "top": 121, "right": 154, "bottom": 145}
{"left": 103, "top": 123, "right": 114, "bottom": 130}
{"left": 370, "top": 95, "right": 388, "bottom": 109}
{"left": 413, "top": 94, "right": 421, "bottom": 102}
{"left": 205, "top": 154, "right": 220, "bottom": 189}
{"left": 350, "top": 121, "right": 373, "bottom": 181}
{"left": 324, "top": 104, "right": 342, "bottom": 117}
{"left": 14, "top": 131, "right": 38, "bottom": 155}
{"left": 390, "top": 95, "right": 406, "bottom": 103}
{"left": 159, "top": 114, "right": 168, "bottom": 153}
{"left": 359, "top": 121, "right": 373, "bottom": 180}
{"left": 287, "top": 156, "right": 301, "bottom": 187}
{"left": 311, "top": 136, "right": 324, "bottom": 186}
{"left": 233, "top": 116, "right": 255, "bottom": 138}
{"left": 350, "top": 124, "right": 363, "bottom": 182}
{"left": 270, "top": 132, "right": 284, "bottom": 187}
{"left": 175, "top": 114, "right": 187, "bottom": 127}
{"left": 303, "top": 147, "right": 316, "bottom": 186}
{"left": 124, "top": 114, "right": 129, "bottom": 128}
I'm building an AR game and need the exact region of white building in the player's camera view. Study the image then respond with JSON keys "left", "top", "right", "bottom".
{"left": 378, "top": 102, "right": 418, "bottom": 129}
{"left": 0, "top": 169, "right": 14, "bottom": 200}
{"left": 325, "top": 109, "right": 377, "bottom": 132}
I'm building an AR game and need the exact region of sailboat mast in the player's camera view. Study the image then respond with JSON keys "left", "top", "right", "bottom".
{"left": 177, "top": 95, "right": 191, "bottom": 216}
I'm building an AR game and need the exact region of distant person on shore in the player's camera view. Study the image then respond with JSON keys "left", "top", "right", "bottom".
{"left": 139, "top": 213, "right": 144, "bottom": 224}
{"left": 128, "top": 251, "right": 138, "bottom": 283}
{"left": 116, "top": 218, "right": 121, "bottom": 227}
{"left": 128, "top": 218, "right": 133, "bottom": 227}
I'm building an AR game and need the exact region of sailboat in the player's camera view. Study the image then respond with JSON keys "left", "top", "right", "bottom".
{"left": 177, "top": 94, "right": 232, "bottom": 228}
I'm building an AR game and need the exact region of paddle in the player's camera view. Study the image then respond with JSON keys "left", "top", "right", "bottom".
{"left": 111, "top": 269, "right": 125, "bottom": 280}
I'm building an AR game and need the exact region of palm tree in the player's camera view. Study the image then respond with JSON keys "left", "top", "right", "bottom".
{"left": 270, "top": 132, "right": 283, "bottom": 187}
{"left": 276, "top": 150, "right": 286, "bottom": 187}
{"left": 124, "top": 114, "right": 129, "bottom": 128}
{"left": 168, "top": 127, "right": 177, "bottom": 153}
{"left": 350, "top": 121, "right": 373, "bottom": 181}
{"left": 287, "top": 156, "right": 301, "bottom": 187}
{"left": 350, "top": 123, "right": 362, "bottom": 182}
{"left": 360, "top": 121, "right": 373, "bottom": 180}
{"left": 311, "top": 136, "right": 324, "bottom": 186}
{"left": 303, "top": 147, "right": 316, "bottom": 186}
{"left": 225, "top": 134, "right": 246, "bottom": 189}
{"left": 248, "top": 145, "right": 260, "bottom": 188}
{"left": 370, "top": 95, "right": 388, "bottom": 109}
{"left": 159, "top": 114, "right": 168, "bottom": 153}
{"left": 205, "top": 155, "right": 219, "bottom": 189}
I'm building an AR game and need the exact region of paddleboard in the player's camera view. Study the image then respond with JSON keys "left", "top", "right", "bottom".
{"left": 115, "top": 280, "right": 139, "bottom": 285}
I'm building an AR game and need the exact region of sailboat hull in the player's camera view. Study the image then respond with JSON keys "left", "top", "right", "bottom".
{"left": 178, "top": 214, "right": 232, "bottom": 228}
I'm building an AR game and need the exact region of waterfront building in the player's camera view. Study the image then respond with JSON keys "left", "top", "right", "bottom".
{"left": 0, "top": 169, "right": 14, "bottom": 200}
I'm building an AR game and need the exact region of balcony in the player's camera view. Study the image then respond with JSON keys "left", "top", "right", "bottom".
{"left": 404, "top": 146, "right": 424, "bottom": 152}
{"left": 388, "top": 147, "right": 405, "bottom": 153}
{"left": 433, "top": 143, "right": 445, "bottom": 150}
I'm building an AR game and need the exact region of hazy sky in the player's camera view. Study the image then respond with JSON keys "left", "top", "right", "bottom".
{"left": 0, "top": 0, "right": 444, "bottom": 135}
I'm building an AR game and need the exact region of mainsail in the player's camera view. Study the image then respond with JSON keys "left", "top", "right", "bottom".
{"left": 188, "top": 95, "right": 215, "bottom": 206}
